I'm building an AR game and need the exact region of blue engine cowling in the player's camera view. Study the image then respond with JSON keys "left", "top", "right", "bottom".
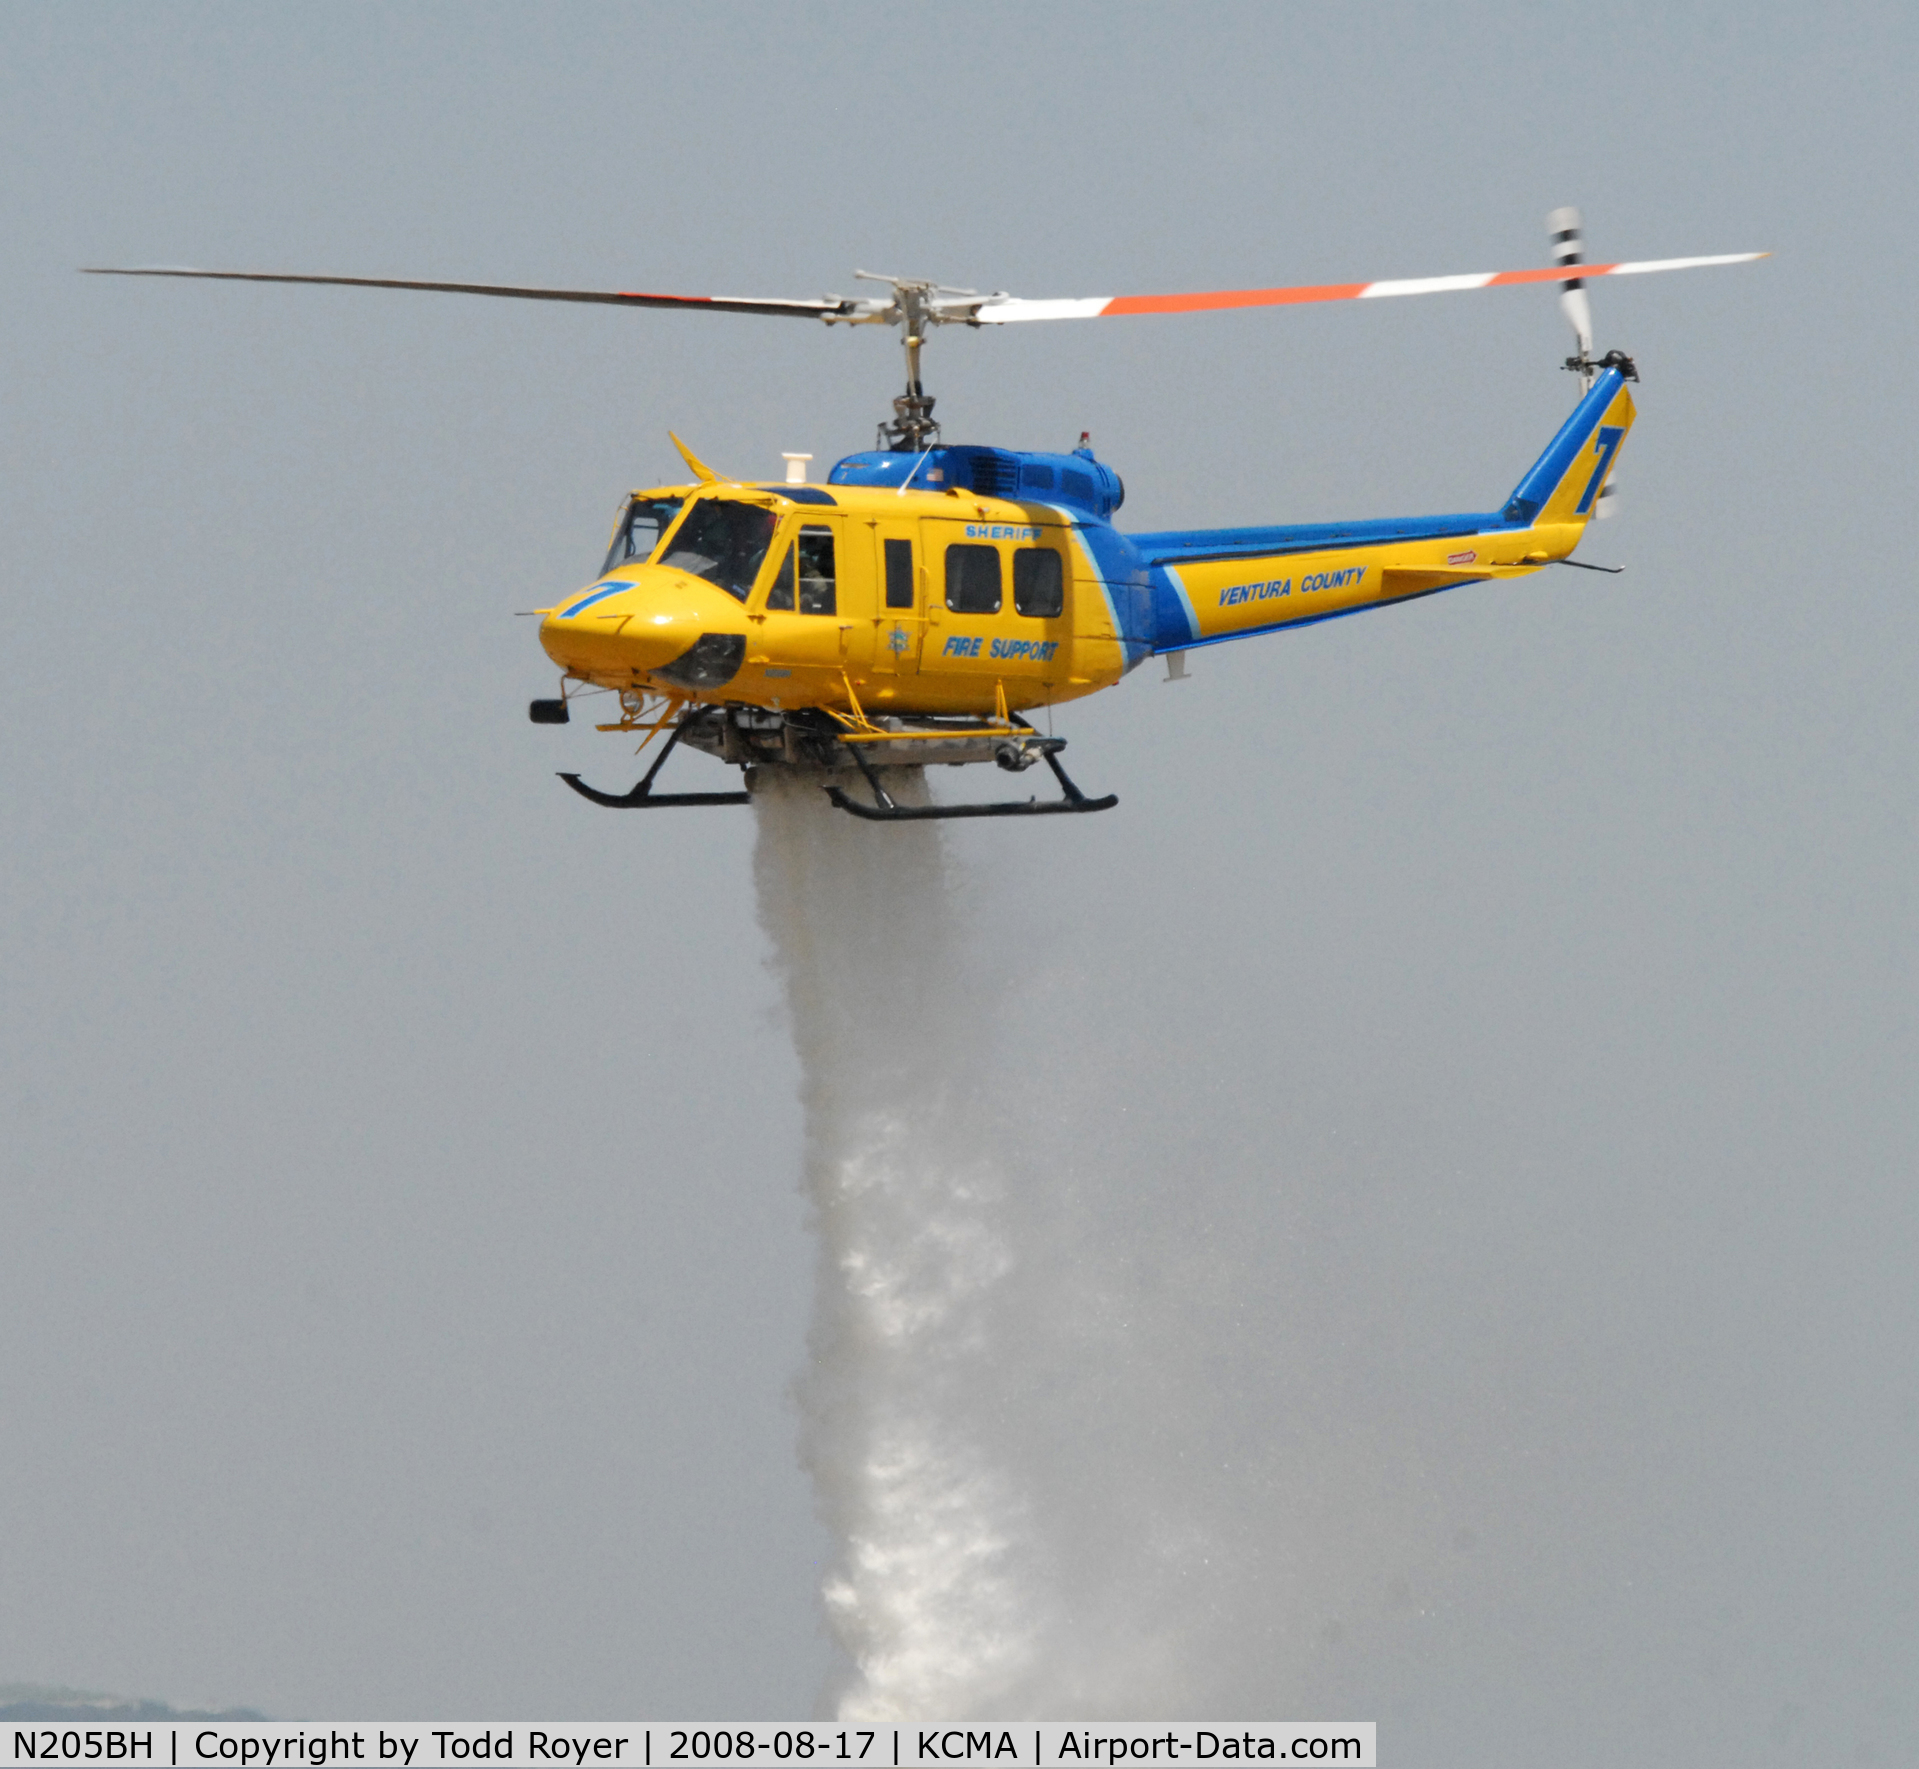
{"left": 828, "top": 444, "right": 1124, "bottom": 521}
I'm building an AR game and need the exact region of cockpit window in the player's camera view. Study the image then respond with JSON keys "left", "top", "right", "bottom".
{"left": 602, "top": 496, "right": 684, "bottom": 574}
{"left": 657, "top": 499, "right": 780, "bottom": 602}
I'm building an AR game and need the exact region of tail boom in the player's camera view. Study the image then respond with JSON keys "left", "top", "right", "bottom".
{"left": 1136, "top": 368, "right": 1636, "bottom": 652}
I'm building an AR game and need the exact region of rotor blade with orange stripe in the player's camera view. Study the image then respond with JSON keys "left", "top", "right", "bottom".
{"left": 970, "top": 253, "right": 1767, "bottom": 324}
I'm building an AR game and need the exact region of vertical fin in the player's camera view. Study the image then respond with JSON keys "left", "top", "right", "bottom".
{"left": 1501, "top": 369, "right": 1636, "bottom": 528}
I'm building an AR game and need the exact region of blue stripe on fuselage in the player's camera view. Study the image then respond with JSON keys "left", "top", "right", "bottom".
{"left": 1046, "top": 507, "right": 1156, "bottom": 671}
{"left": 1126, "top": 368, "right": 1630, "bottom": 568}
{"left": 559, "top": 581, "right": 631, "bottom": 619}
{"left": 1130, "top": 511, "right": 1502, "bottom": 568}
{"left": 1148, "top": 562, "right": 1202, "bottom": 649}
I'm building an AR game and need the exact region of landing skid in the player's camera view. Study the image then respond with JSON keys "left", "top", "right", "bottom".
{"left": 554, "top": 703, "right": 1114, "bottom": 820}
{"left": 557, "top": 710, "right": 751, "bottom": 809}
{"left": 825, "top": 735, "right": 1117, "bottom": 822}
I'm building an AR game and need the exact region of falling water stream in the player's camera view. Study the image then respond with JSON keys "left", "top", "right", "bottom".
{"left": 752, "top": 767, "right": 1045, "bottom": 1717}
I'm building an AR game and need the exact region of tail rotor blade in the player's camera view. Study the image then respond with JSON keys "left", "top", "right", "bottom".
{"left": 1548, "top": 206, "right": 1594, "bottom": 360}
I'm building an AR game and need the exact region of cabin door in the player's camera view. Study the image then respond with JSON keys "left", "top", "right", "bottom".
{"left": 866, "top": 520, "right": 924, "bottom": 678}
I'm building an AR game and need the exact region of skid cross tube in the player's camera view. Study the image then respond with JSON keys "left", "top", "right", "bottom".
{"left": 558, "top": 711, "right": 752, "bottom": 808}
{"left": 825, "top": 732, "right": 1117, "bottom": 822}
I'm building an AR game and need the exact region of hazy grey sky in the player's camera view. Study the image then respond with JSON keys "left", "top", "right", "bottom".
{"left": 3, "top": 0, "right": 1915, "bottom": 1758}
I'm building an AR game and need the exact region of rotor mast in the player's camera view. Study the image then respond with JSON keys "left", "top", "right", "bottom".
{"left": 844, "top": 272, "right": 1000, "bottom": 453}
{"left": 894, "top": 291, "right": 936, "bottom": 453}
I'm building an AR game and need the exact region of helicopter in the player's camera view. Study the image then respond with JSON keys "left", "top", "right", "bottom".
{"left": 87, "top": 211, "right": 1763, "bottom": 821}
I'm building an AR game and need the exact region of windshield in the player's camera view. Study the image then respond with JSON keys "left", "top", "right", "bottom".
{"left": 656, "top": 499, "right": 779, "bottom": 602}
{"left": 601, "top": 496, "right": 684, "bottom": 575}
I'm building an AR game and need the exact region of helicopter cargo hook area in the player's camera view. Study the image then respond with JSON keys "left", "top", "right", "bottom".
{"left": 87, "top": 213, "right": 1764, "bottom": 822}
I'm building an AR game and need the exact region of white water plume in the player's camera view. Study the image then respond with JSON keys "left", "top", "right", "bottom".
{"left": 752, "top": 767, "right": 1045, "bottom": 1717}
{"left": 749, "top": 769, "right": 1463, "bottom": 1724}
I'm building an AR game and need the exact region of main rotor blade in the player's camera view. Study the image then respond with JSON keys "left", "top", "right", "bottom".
{"left": 81, "top": 266, "right": 852, "bottom": 320}
{"left": 971, "top": 252, "right": 1767, "bottom": 323}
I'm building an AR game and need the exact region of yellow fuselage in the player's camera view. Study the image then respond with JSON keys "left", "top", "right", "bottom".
{"left": 540, "top": 483, "right": 1128, "bottom": 717}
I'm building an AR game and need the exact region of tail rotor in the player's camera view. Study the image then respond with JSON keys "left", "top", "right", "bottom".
{"left": 1548, "top": 205, "right": 1639, "bottom": 407}
{"left": 1549, "top": 207, "right": 1596, "bottom": 381}
{"left": 1550, "top": 207, "right": 1633, "bottom": 516}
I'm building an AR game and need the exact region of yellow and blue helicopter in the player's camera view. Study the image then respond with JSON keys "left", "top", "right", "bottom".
{"left": 89, "top": 212, "right": 1762, "bottom": 820}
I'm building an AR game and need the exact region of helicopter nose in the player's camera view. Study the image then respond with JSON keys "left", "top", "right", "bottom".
{"left": 539, "top": 571, "right": 746, "bottom": 682}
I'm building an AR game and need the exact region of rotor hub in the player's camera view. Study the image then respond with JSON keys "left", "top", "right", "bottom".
{"left": 843, "top": 273, "right": 1001, "bottom": 454}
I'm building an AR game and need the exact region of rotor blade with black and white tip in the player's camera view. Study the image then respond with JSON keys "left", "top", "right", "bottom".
{"left": 968, "top": 249, "right": 1766, "bottom": 324}
{"left": 1547, "top": 207, "right": 1595, "bottom": 359}
{"left": 80, "top": 266, "right": 863, "bottom": 321}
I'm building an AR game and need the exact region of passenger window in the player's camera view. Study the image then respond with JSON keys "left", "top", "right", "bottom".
{"left": 1013, "top": 547, "right": 1063, "bottom": 618}
{"left": 797, "top": 527, "right": 836, "bottom": 615}
{"left": 945, "top": 543, "right": 1001, "bottom": 614}
{"left": 766, "top": 545, "right": 796, "bottom": 611}
{"left": 884, "top": 537, "right": 915, "bottom": 609}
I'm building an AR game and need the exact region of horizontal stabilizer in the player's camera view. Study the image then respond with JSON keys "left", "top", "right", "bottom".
{"left": 1377, "top": 563, "right": 1539, "bottom": 598}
